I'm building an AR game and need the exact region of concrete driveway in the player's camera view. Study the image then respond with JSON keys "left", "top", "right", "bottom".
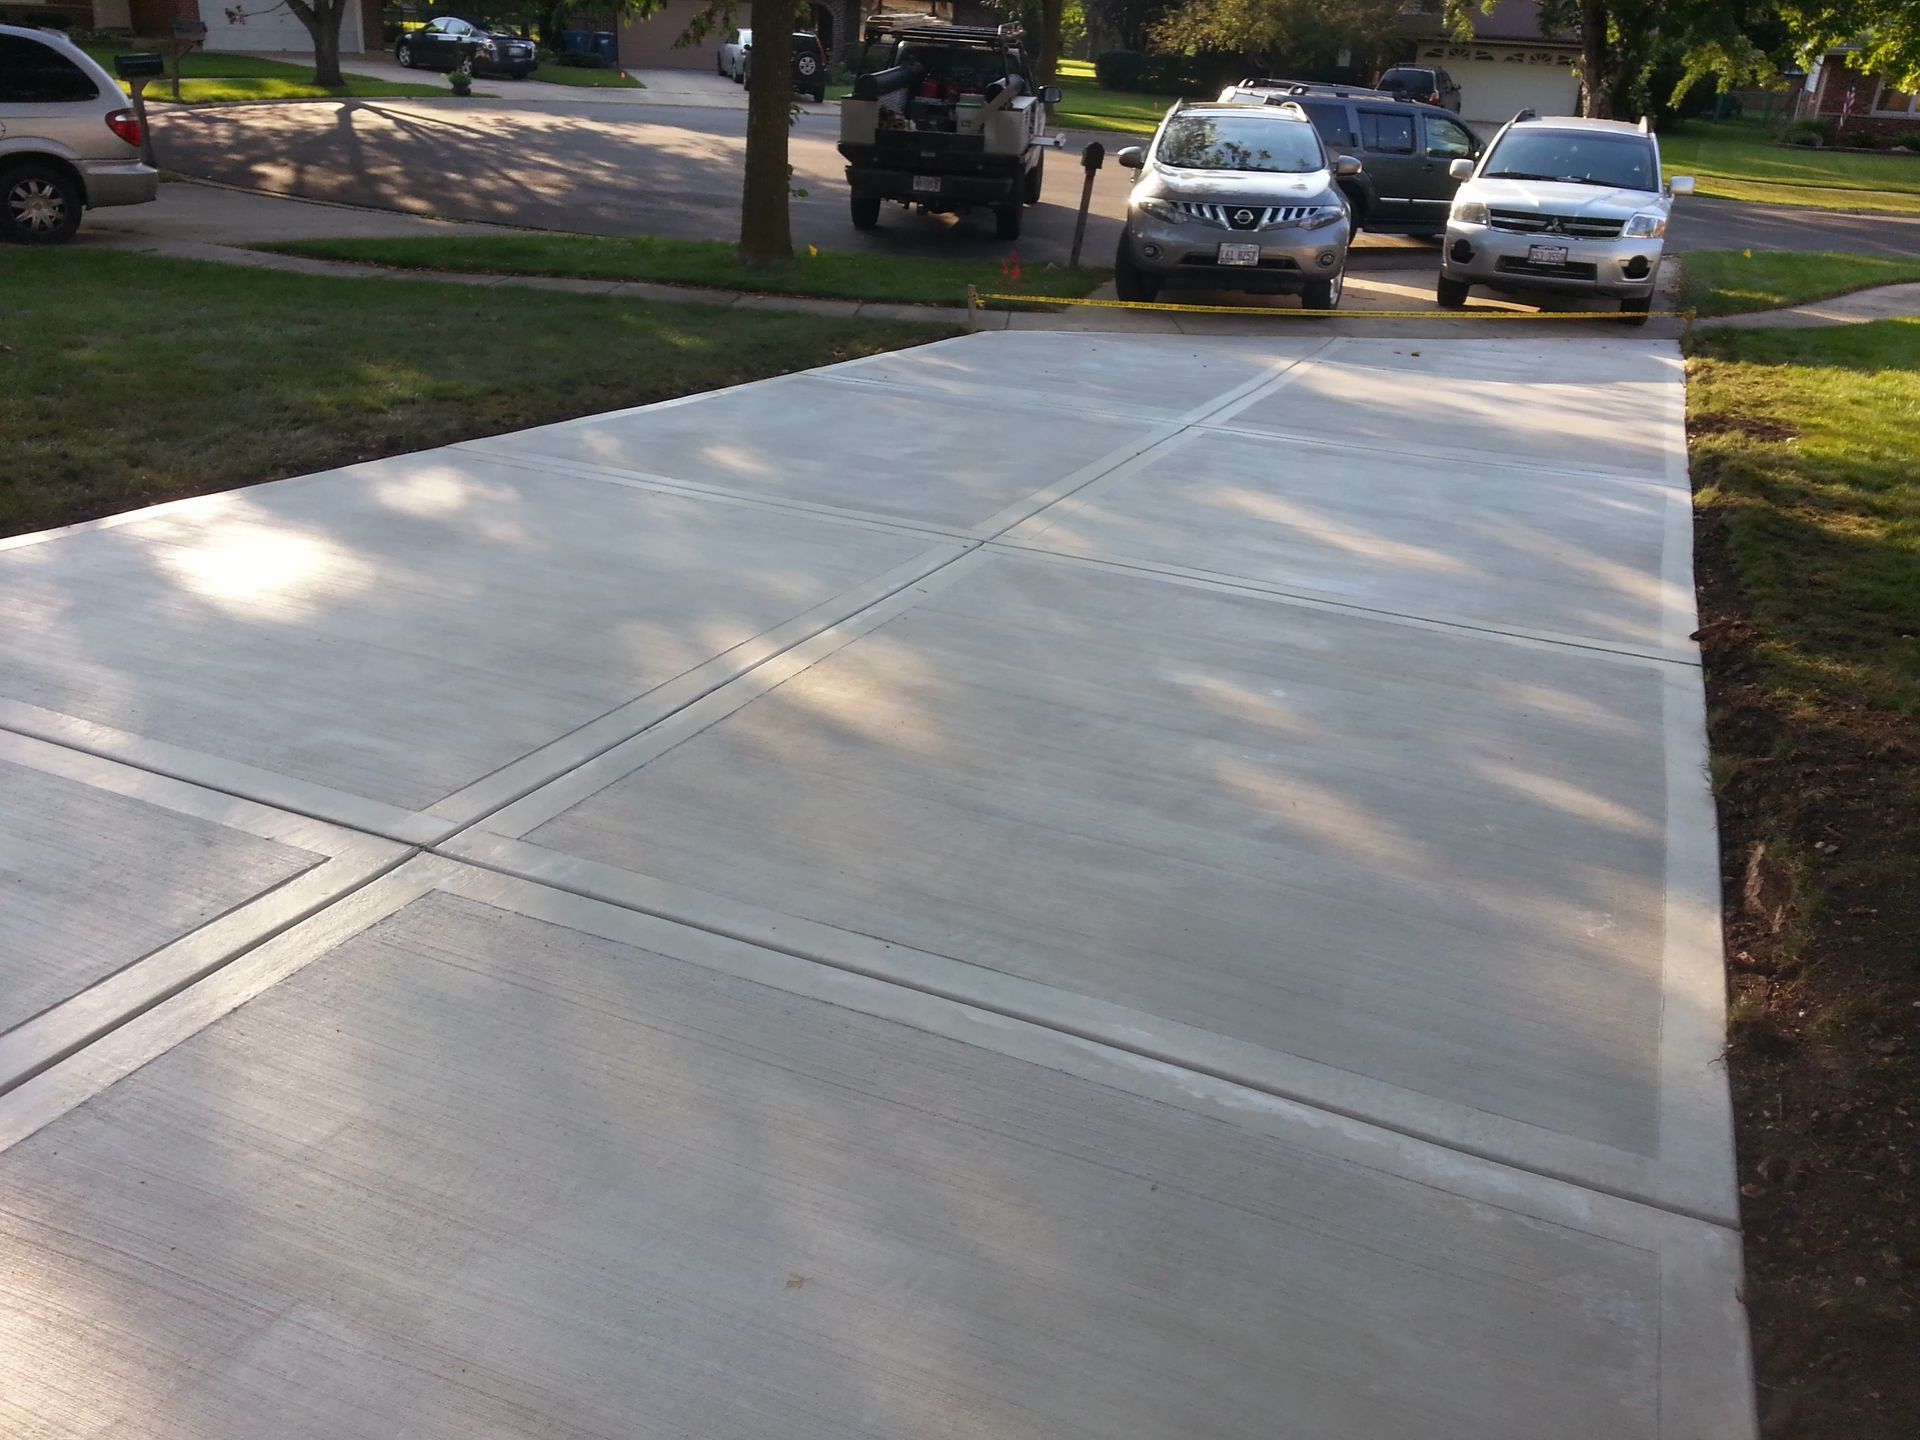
{"left": 0, "top": 331, "right": 1753, "bottom": 1437}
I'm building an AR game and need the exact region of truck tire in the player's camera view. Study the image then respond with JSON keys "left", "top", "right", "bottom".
{"left": 850, "top": 193, "right": 881, "bottom": 230}
{"left": 1435, "top": 275, "right": 1469, "bottom": 309}
{"left": 1024, "top": 152, "right": 1044, "bottom": 206}
{"left": 1113, "top": 235, "right": 1159, "bottom": 302}
{"left": 994, "top": 202, "right": 1022, "bottom": 240}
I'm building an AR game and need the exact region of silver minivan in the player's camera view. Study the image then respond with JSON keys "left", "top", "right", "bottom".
{"left": 0, "top": 25, "right": 157, "bottom": 244}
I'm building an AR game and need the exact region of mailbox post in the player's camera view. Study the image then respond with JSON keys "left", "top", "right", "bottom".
{"left": 113, "top": 51, "right": 165, "bottom": 169}
{"left": 167, "top": 18, "right": 208, "bottom": 104}
{"left": 1068, "top": 141, "right": 1103, "bottom": 270}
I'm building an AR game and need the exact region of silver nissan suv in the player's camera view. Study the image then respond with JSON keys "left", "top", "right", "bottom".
{"left": 1115, "top": 100, "right": 1356, "bottom": 309}
{"left": 1437, "top": 112, "right": 1694, "bottom": 323}
{"left": 0, "top": 24, "right": 157, "bottom": 245}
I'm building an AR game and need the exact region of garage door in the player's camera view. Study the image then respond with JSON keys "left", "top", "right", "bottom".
{"left": 201, "top": 0, "right": 360, "bottom": 54}
{"left": 1432, "top": 51, "right": 1581, "bottom": 129}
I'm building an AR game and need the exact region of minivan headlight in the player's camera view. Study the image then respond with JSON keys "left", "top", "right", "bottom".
{"left": 1134, "top": 196, "right": 1187, "bottom": 224}
{"left": 1451, "top": 200, "right": 1488, "bottom": 226}
{"left": 1621, "top": 211, "right": 1667, "bottom": 238}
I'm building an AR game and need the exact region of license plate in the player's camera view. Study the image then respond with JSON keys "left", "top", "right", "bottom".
{"left": 1527, "top": 243, "right": 1570, "bottom": 266}
{"left": 1216, "top": 242, "right": 1261, "bottom": 267}
{"left": 912, "top": 175, "right": 941, "bottom": 194}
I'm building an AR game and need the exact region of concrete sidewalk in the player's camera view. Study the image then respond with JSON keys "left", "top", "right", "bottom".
{"left": 0, "top": 332, "right": 1753, "bottom": 1438}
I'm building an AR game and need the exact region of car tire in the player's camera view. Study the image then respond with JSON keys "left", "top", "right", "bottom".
{"left": 1113, "top": 235, "right": 1159, "bottom": 302}
{"left": 993, "top": 202, "right": 1022, "bottom": 241}
{"left": 1023, "top": 152, "right": 1043, "bottom": 206}
{"left": 1302, "top": 268, "right": 1342, "bottom": 311}
{"left": 850, "top": 193, "right": 881, "bottom": 230}
{"left": 396, "top": 40, "right": 414, "bottom": 67}
{"left": 1435, "top": 274, "right": 1470, "bottom": 309}
{"left": 811, "top": 87, "right": 826, "bottom": 103}
{"left": 1619, "top": 294, "right": 1652, "bottom": 326}
{"left": 0, "top": 161, "right": 83, "bottom": 246}
{"left": 510, "top": 68, "right": 531, "bottom": 79}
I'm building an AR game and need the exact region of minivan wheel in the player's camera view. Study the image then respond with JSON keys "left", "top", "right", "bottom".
{"left": 1435, "top": 274, "right": 1470, "bottom": 309}
{"left": 1113, "top": 236, "right": 1160, "bottom": 302}
{"left": 1, "top": 162, "right": 83, "bottom": 245}
{"left": 850, "top": 193, "right": 881, "bottom": 230}
{"left": 1619, "top": 294, "right": 1652, "bottom": 326}
{"left": 1302, "top": 268, "right": 1342, "bottom": 311}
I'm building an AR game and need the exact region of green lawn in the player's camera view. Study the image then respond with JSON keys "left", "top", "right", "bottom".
{"left": 260, "top": 234, "right": 1111, "bottom": 305}
{"left": 1688, "top": 319, "right": 1920, "bottom": 1436}
{"left": 0, "top": 251, "right": 950, "bottom": 537}
{"left": 1051, "top": 58, "right": 1167, "bottom": 136}
{"left": 1682, "top": 250, "right": 1920, "bottom": 316}
{"left": 1661, "top": 117, "right": 1920, "bottom": 215}
{"left": 525, "top": 63, "right": 645, "bottom": 89}
{"left": 83, "top": 44, "right": 452, "bottom": 102}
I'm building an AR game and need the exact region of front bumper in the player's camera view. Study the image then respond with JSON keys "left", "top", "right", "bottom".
{"left": 1123, "top": 212, "right": 1351, "bottom": 294}
{"left": 80, "top": 160, "right": 158, "bottom": 210}
{"left": 1441, "top": 223, "right": 1663, "bottom": 299}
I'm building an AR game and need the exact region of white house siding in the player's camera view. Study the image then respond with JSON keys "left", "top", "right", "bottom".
{"left": 197, "top": 0, "right": 361, "bottom": 53}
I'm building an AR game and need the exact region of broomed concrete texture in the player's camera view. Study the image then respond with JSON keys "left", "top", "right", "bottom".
{"left": 0, "top": 332, "right": 1754, "bottom": 1438}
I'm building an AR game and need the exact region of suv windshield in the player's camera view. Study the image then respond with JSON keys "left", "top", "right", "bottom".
{"left": 1156, "top": 114, "right": 1323, "bottom": 173}
{"left": 1482, "top": 129, "right": 1658, "bottom": 191}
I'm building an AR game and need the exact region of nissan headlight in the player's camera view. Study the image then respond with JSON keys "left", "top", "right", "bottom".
{"left": 1450, "top": 200, "right": 1488, "bottom": 226}
{"left": 1621, "top": 211, "right": 1667, "bottom": 238}
{"left": 1135, "top": 196, "right": 1187, "bottom": 225}
{"left": 1300, "top": 206, "right": 1343, "bottom": 230}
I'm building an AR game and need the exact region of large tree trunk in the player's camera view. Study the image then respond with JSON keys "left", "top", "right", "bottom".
{"left": 286, "top": 0, "right": 348, "bottom": 88}
{"left": 1036, "top": 0, "right": 1064, "bottom": 83}
{"left": 739, "top": 0, "right": 794, "bottom": 266}
{"left": 1578, "top": 0, "right": 1610, "bottom": 116}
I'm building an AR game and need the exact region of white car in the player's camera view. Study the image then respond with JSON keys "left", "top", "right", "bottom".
{"left": 717, "top": 27, "right": 750, "bottom": 83}
{"left": 1437, "top": 112, "right": 1694, "bottom": 324}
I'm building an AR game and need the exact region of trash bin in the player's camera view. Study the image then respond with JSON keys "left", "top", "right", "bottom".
{"left": 557, "top": 28, "right": 592, "bottom": 54}
{"left": 591, "top": 31, "right": 615, "bottom": 63}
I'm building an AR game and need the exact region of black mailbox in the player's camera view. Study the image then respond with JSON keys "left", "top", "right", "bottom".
{"left": 115, "top": 51, "right": 167, "bottom": 79}
{"left": 171, "top": 18, "right": 208, "bottom": 37}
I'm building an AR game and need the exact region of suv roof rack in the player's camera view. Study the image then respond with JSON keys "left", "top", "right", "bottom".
{"left": 1511, "top": 107, "right": 1537, "bottom": 123}
{"left": 1636, "top": 114, "right": 1651, "bottom": 132}
{"left": 1235, "top": 77, "right": 1400, "bottom": 100}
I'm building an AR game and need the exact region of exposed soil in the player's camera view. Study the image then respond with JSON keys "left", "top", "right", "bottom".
{"left": 1693, "top": 510, "right": 1920, "bottom": 1439}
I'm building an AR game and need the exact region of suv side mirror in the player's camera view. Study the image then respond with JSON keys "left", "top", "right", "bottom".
{"left": 1334, "top": 154, "right": 1362, "bottom": 176}
{"left": 1448, "top": 157, "right": 1475, "bottom": 182}
{"left": 1116, "top": 146, "right": 1144, "bottom": 169}
{"left": 1668, "top": 174, "right": 1695, "bottom": 196}
{"left": 1039, "top": 84, "right": 1062, "bottom": 104}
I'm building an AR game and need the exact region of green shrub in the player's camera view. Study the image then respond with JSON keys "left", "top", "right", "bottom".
{"left": 552, "top": 50, "right": 611, "bottom": 68}
{"left": 1778, "top": 117, "right": 1833, "bottom": 147}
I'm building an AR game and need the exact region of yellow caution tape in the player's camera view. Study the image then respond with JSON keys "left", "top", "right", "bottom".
{"left": 967, "top": 289, "right": 1692, "bottom": 322}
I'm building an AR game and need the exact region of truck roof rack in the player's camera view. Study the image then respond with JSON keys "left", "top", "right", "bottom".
{"left": 861, "top": 13, "right": 1020, "bottom": 42}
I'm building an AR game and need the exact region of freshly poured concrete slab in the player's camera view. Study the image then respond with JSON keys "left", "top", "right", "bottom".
{"left": 0, "top": 729, "right": 400, "bottom": 1092}
{"left": 1002, "top": 426, "right": 1694, "bottom": 656}
{"left": 824, "top": 330, "right": 1330, "bottom": 422}
{"left": 467, "top": 371, "right": 1176, "bottom": 536}
{"left": 453, "top": 549, "right": 1733, "bottom": 1221}
{"left": 0, "top": 858, "right": 1754, "bottom": 1440}
{"left": 1209, "top": 338, "right": 1689, "bottom": 484}
{"left": 0, "top": 450, "right": 959, "bottom": 841}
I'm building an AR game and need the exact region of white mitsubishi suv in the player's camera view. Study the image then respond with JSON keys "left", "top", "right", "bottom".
{"left": 1436, "top": 112, "right": 1693, "bottom": 323}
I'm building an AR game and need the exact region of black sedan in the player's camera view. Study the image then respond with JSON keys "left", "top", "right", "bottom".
{"left": 396, "top": 17, "right": 539, "bottom": 78}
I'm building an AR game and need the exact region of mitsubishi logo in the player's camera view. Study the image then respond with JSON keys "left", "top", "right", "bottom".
{"left": 1544, "top": 218, "right": 1564, "bottom": 233}
{"left": 1233, "top": 208, "right": 1256, "bottom": 227}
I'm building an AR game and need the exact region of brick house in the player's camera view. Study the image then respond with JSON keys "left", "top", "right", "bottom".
{"left": 1797, "top": 48, "right": 1920, "bottom": 138}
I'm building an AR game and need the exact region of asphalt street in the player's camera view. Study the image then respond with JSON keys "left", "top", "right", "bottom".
{"left": 150, "top": 97, "right": 1920, "bottom": 267}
